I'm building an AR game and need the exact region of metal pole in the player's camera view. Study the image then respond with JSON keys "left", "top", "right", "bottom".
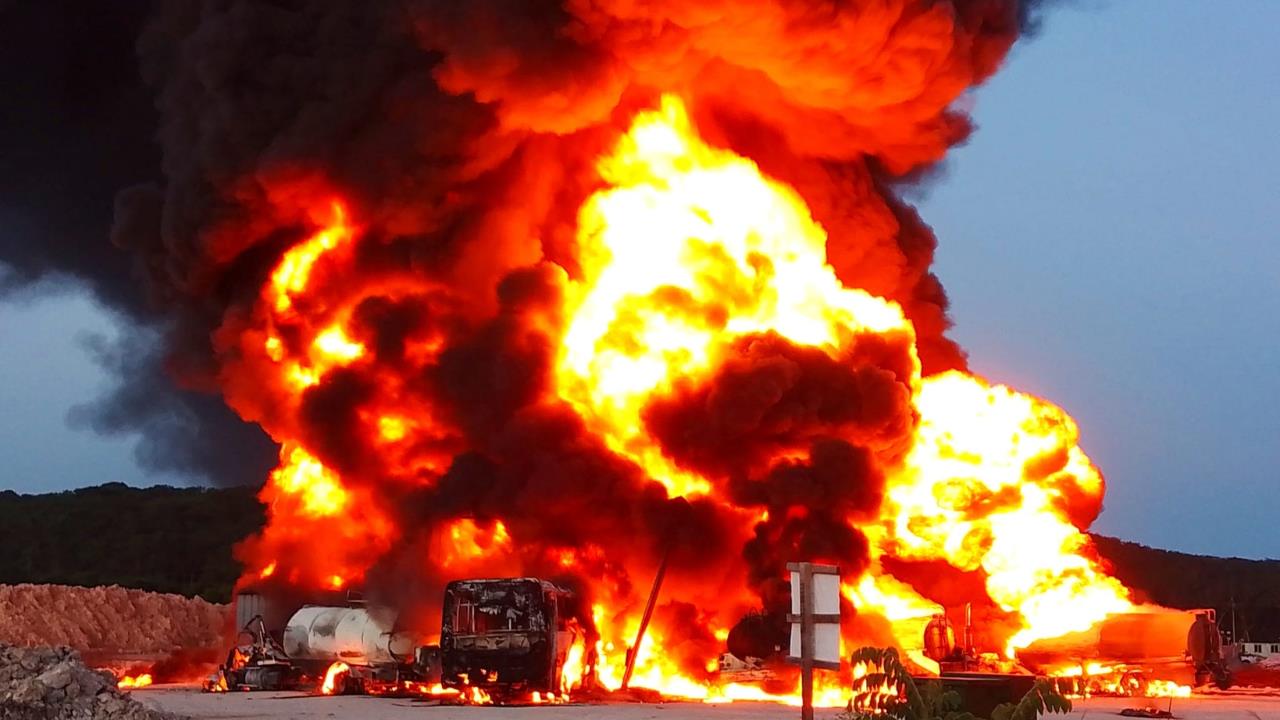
{"left": 800, "top": 562, "right": 814, "bottom": 720}
{"left": 621, "top": 547, "right": 671, "bottom": 690}
{"left": 1232, "top": 596, "right": 1237, "bottom": 644}
{"left": 964, "top": 602, "right": 973, "bottom": 657}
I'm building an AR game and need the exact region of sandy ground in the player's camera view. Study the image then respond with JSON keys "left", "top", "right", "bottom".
{"left": 134, "top": 686, "right": 1280, "bottom": 720}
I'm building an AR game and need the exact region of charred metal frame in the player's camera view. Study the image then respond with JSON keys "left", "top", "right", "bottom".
{"left": 440, "top": 578, "right": 582, "bottom": 697}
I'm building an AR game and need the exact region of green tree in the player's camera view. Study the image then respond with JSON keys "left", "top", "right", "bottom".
{"left": 842, "top": 647, "right": 1071, "bottom": 720}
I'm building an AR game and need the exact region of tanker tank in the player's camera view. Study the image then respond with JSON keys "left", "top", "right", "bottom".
{"left": 1018, "top": 609, "right": 1231, "bottom": 689}
{"left": 283, "top": 605, "right": 418, "bottom": 668}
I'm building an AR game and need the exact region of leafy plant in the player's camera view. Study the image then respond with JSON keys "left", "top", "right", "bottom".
{"left": 840, "top": 647, "right": 1071, "bottom": 720}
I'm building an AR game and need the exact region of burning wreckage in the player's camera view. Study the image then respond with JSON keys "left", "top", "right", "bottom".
{"left": 208, "top": 579, "right": 590, "bottom": 702}
{"left": 116, "top": 0, "right": 1237, "bottom": 711}
{"left": 207, "top": 588, "right": 1231, "bottom": 705}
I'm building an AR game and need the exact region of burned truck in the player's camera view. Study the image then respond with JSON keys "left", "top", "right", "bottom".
{"left": 440, "top": 578, "right": 588, "bottom": 698}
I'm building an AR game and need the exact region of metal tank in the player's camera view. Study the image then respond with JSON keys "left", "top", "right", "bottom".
{"left": 283, "top": 606, "right": 416, "bottom": 666}
{"left": 923, "top": 613, "right": 958, "bottom": 662}
{"left": 1022, "top": 609, "right": 1202, "bottom": 662}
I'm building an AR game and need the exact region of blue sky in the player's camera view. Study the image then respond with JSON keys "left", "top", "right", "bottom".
{"left": 1, "top": 0, "right": 1276, "bottom": 558}
{"left": 921, "top": 0, "right": 1280, "bottom": 558}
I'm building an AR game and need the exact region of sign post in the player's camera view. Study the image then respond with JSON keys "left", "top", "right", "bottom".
{"left": 786, "top": 562, "right": 841, "bottom": 720}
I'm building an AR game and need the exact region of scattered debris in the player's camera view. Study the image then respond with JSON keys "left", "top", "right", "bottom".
{"left": 0, "top": 643, "right": 182, "bottom": 719}
{"left": 1119, "top": 708, "right": 1174, "bottom": 718}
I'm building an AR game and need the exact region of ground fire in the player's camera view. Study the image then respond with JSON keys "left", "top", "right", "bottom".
{"left": 109, "top": 0, "right": 1224, "bottom": 709}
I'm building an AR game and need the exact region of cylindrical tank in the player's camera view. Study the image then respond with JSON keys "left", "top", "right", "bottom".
{"left": 283, "top": 606, "right": 416, "bottom": 666}
{"left": 1187, "top": 612, "right": 1222, "bottom": 665}
{"left": 923, "top": 614, "right": 957, "bottom": 662}
{"left": 1020, "top": 610, "right": 1202, "bottom": 666}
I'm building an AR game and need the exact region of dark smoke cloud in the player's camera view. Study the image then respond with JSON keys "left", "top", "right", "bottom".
{"left": 1, "top": 0, "right": 1060, "bottom": 488}
{"left": 0, "top": 0, "right": 275, "bottom": 486}
{"left": 6, "top": 0, "right": 1065, "bottom": 651}
{"left": 68, "top": 324, "right": 275, "bottom": 484}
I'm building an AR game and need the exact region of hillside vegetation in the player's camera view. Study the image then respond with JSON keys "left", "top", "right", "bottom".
{"left": 0, "top": 483, "right": 262, "bottom": 603}
{"left": 2, "top": 484, "right": 1278, "bottom": 641}
{"left": 1092, "top": 534, "right": 1280, "bottom": 641}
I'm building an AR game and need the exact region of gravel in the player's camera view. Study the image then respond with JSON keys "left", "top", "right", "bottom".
{"left": 0, "top": 643, "right": 184, "bottom": 719}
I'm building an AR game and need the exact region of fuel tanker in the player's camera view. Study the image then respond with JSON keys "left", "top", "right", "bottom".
{"left": 1018, "top": 609, "right": 1231, "bottom": 690}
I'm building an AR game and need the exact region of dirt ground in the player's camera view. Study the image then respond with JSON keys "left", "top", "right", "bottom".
{"left": 0, "top": 584, "right": 227, "bottom": 653}
{"left": 134, "top": 686, "right": 1280, "bottom": 720}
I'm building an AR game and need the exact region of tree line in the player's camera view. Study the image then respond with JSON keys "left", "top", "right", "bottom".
{"left": 2, "top": 483, "right": 1278, "bottom": 640}
{"left": 0, "top": 483, "right": 263, "bottom": 603}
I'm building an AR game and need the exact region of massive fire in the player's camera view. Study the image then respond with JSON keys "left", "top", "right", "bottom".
{"left": 217, "top": 90, "right": 1180, "bottom": 705}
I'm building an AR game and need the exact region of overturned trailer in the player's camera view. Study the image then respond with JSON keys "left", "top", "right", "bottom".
{"left": 440, "top": 578, "right": 587, "bottom": 699}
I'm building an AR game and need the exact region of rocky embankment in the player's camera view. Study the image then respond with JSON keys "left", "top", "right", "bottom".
{"left": 0, "top": 644, "right": 181, "bottom": 719}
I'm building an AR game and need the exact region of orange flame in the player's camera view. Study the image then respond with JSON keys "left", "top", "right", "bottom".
{"left": 1048, "top": 662, "right": 1191, "bottom": 699}
{"left": 559, "top": 95, "right": 913, "bottom": 500}
{"left": 236, "top": 94, "right": 1161, "bottom": 705}
{"left": 269, "top": 201, "right": 353, "bottom": 313}
{"left": 321, "top": 661, "right": 350, "bottom": 695}
{"left": 866, "top": 372, "right": 1133, "bottom": 657}
{"left": 117, "top": 673, "right": 153, "bottom": 689}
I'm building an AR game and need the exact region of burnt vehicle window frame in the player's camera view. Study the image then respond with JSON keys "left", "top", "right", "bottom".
{"left": 443, "top": 579, "right": 549, "bottom": 640}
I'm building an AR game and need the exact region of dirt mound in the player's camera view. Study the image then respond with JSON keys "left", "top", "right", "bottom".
{"left": 0, "top": 585, "right": 227, "bottom": 654}
{"left": 0, "top": 643, "right": 181, "bottom": 719}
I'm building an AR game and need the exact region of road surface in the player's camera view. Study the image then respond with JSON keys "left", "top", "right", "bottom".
{"left": 135, "top": 685, "right": 1280, "bottom": 719}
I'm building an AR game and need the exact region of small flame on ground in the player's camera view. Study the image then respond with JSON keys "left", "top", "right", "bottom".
{"left": 117, "top": 673, "right": 153, "bottom": 689}
{"left": 320, "top": 661, "right": 350, "bottom": 695}
{"left": 1048, "top": 662, "right": 1192, "bottom": 699}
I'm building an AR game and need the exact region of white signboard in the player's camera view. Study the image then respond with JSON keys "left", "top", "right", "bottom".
{"left": 788, "top": 571, "right": 841, "bottom": 665}
{"left": 786, "top": 562, "right": 841, "bottom": 720}
{"left": 785, "top": 562, "right": 841, "bottom": 669}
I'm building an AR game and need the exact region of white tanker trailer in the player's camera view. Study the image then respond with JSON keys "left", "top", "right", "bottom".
{"left": 208, "top": 604, "right": 429, "bottom": 693}
{"left": 283, "top": 605, "right": 418, "bottom": 667}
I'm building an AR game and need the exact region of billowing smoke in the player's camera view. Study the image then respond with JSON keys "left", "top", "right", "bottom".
{"left": 0, "top": 0, "right": 275, "bottom": 486}
{"left": 1, "top": 0, "right": 1057, "bottom": 484}
{"left": 9, "top": 0, "right": 1082, "bottom": 688}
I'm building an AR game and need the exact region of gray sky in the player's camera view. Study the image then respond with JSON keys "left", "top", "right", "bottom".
{"left": 0, "top": 291, "right": 180, "bottom": 494}
{"left": 0, "top": 1, "right": 1276, "bottom": 559}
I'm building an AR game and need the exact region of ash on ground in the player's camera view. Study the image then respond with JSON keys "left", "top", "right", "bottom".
{"left": 0, "top": 644, "right": 181, "bottom": 720}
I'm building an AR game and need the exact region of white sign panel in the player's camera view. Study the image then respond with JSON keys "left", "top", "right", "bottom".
{"left": 788, "top": 569, "right": 841, "bottom": 615}
{"left": 813, "top": 573, "right": 840, "bottom": 615}
{"left": 789, "top": 621, "right": 841, "bottom": 665}
{"left": 787, "top": 563, "right": 841, "bottom": 667}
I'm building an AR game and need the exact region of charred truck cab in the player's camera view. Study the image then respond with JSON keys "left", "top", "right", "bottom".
{"left": 441, "top": 578, "right": 584, "bottom": 698}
